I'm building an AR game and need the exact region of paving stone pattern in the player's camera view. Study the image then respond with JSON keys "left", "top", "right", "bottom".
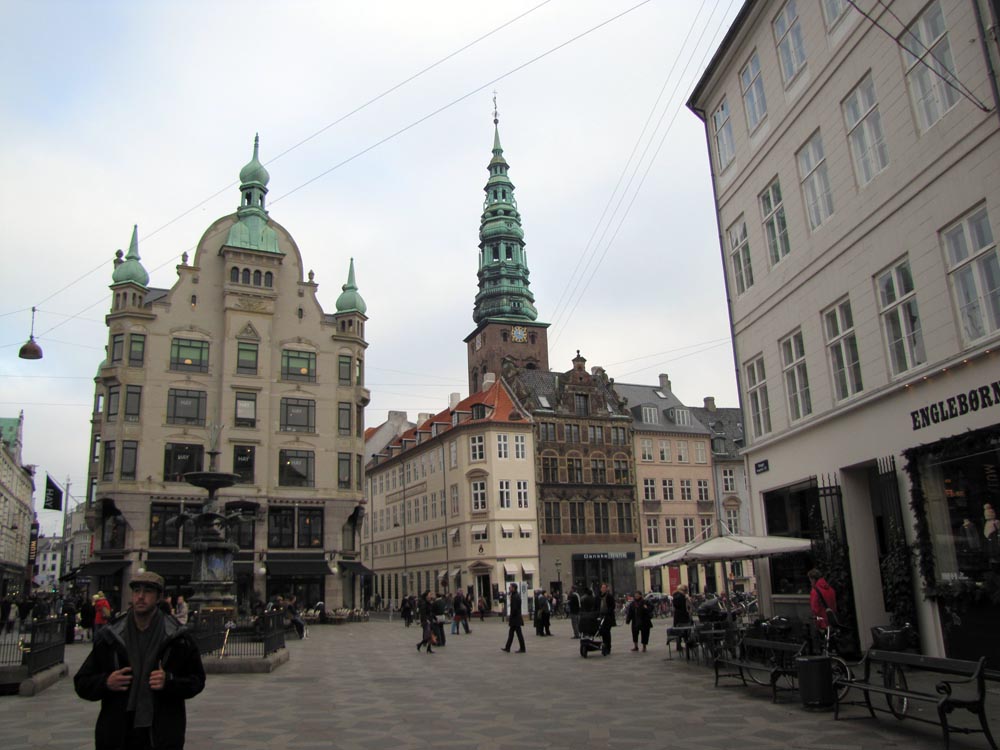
{"left": 1, "top": 618, "right": 996, "bottom": 749}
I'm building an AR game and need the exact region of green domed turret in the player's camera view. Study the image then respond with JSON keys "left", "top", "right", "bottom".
{"left": 226, "top": 134, "right": 281, "bottom": 254}
{"left": 111, "top": 225, "right": 149, "bottom": 287}
{"left": 336, "top": 258, "right": 367, "bottom": 314}
{"left": 239, "top": 133, "right": 270, "bottom": 187}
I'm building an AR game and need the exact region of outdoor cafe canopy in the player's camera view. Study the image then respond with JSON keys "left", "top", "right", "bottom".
{"left": 634, "top": 534, "right": 813, "bottom": 568}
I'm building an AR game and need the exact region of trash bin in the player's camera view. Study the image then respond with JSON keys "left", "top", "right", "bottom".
{"left": 796, "top": 655, "right": 834, "bottom": 709}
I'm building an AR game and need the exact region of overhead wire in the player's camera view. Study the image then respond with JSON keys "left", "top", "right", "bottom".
{"left": 15, "top": 0, "right": 654, "bottom": 346}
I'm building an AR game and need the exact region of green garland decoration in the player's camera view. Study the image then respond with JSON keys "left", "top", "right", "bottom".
{"left": 902, "top": 423, "right": 1000, "bottom": 605}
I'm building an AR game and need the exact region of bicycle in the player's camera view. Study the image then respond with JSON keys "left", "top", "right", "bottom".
{"left": 818, "top": 611, "right": 854, "bottom": 702}
{"left": 871, "top": 623, "right": 916, "bottom": 719}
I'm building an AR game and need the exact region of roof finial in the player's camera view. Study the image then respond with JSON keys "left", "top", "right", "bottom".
{"left": 492, "top": 90, "right": 499, "bottom": 126}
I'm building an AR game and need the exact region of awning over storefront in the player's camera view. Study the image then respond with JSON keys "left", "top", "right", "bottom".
{"left": 59, "top": 568, "right": 80, "bottom": 582}
{"left": 450, "top": 528, "right": 460, "bottom": 539}
{"left": 266, "top": 560, "right": 331, "bottom": 576}
{"left": 144, "top": 559, "right": 192, "bottom": 577}
{"left": 503, "top": 563, "right": 518, "bottom": 575}
{"left": 450, "top": 567, "right": 461, "bottom": 578}
{"left": 521, "top": 562, "right": 536, "bottom": 574}
{"left": 338, "top": 560, "right": 374, "bottom": 576}
{"left": 78, "top": 560, "right": 131, "bottom": 577}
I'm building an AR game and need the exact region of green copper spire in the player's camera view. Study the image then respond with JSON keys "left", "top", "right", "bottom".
{"left": 111, "top": 224, "right": 150, "bottom": 287}
{"left": 472, "top": 110, "right": 538, "bottom": 326}
{"left": 335, "top": 257, "right": 367, "bottom": 314}
{"left": 226, "top": 134, "right": 281, "bottom": 254}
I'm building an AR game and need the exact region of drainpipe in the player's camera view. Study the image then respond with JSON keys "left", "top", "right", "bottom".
{"left": 972, "top": 0, "right": 1000, "bottom": 124}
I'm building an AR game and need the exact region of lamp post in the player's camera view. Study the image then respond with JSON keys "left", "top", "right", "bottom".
{"left": 555, "top": 558, "right": 563, "bottom": 593}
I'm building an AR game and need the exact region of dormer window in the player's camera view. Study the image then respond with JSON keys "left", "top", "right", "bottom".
{"left": 674, "top": 408, "right": 691, "bottom": 426}
{"left": 471, "top": 404, "right": 487, "bottom": 420}
{"left": 642, "top": 406, "right": 658, "bottom": 424}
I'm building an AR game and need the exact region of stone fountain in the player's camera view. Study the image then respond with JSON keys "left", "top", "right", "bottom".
{"left": 182, "top": 424, "right": 241, "bottom": 616}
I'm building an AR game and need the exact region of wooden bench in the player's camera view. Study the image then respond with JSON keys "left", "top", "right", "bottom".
{"left": 714, "top": 638, "right": 806, "bottom": 703}
{"left": 834, "top": 649, "right": 996, "bottom": 750}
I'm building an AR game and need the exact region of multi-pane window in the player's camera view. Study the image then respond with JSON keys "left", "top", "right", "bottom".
{"left": 740, "top": 51, "right": 767, "bottom": 131}
{"left": 773, "top": 0, "right": 806, "bottom": 83}
{"left": 501, "top": 526, "right": 513, "bottom": 539}
{"left": 338, "top": 355, "right": 352, "bottom": 385}
{"left": 233, "top": 445, "right": 254, "bottom": 483}
{"left": 514, "top": 434, "right": 526, "bottom": 459}
{"left": 844, "top": 74, "right": 888, "bottom": 185}
{"left": 568, "top": 501, "right": 586, "bottom": 534}
{"left": 825, "top": 299, "right": 864, "bottom": 400}
{"left": 106, "top": 385, "right": 120, "bottom": 422}
{"left": 646, "top": 517, "right": 660, "bottom": 545}
{"left": 574, "top": 394, "right": 589, "bottom": 416}
{"left": 516, "top": 480, "right": 529, "bottom": 508}
{"left": 167, "top": 389, "right": 207, "bottom": 426}
{"left": 567, "top": 458, "right": 584, "bottom": 483}
{"left": 120, "top": 441, "right": 138, "bottom": 480}
{"left": 539, "top": 423, "right": 556, "bottom": 441}
{"left": 659, "top": 440, "right": 671, "bottom": 462}
{"left": 542, "top": 456, "right": 559, "bottom": 483}
{"left": 150, "top": 504, "right": 181, "bottom": 547}
{"left": 282, "top": 350, "right": 316, "bottom": 382}
{"left": 694, "top": 442, "right": 707, "bottom": 464}
{"left": 616, "top": 502, "right": 633, "bottom": 533}
{"left": 471, "top": 480, "right": 487, "bottom": 511}
{"left": 902, "top": 1, "right": 959, "bottom": 133}
{"left": 760, "top": 179, "right": 790, "bottom": 265}
{"left": 665, "top": 518, "right": 678, "bottom": 544}
{"left": 613, "top": 459, "right": 630, "bottom": 484}
{"left": 268, "top": 507, "right": 295, "bottom": 548}
{"left": 697, "top": 480, "right": 710, "bottom": 501}
{"left": 640, "top": 439, "right": 653, "bottom": 461}
{"left": 589, "top": 426, "right": 604, "bottom": 443}
{"left": 712, "top": 98, "right": 736, "bottom": 170}
{"left": 449, "top": 441, "right": 457, "bottom": 469}
{"left": 338, "top": 452, "right": 352, "bottom": 489}
{"left": 683, "top": 517, "right": 696, "bottom": 543}
{"left": 469, "top": 435, "right": 485, "bottom": 461}
{"left": 280, "top": 398, "right": 315, "bottom": 433}
{"left": 498, "top": 480, "right": 511, "bottom": 509}
{"left": 680, "top": 479, "right": 692, "bottom": 501}
{"left": 544, "top": 501, "right": 562, "bottom": 534}
{"left": 746, "top": 356, "right": 772, "bottom": 438}
{"left": 677, "top": 441, "right": 689, "bottom": 463}
{"left": 674, "top": 409, "right": 691, "bottom": 426}
{"left": 611, "top": 427, "right": 627, "bottom": 445}
{"left": 822, "top": 0, "right": 848, "bottom": 27}
{"left": 942, "top": 206, "right": 999, "bottom": 343}
{"left": 235, "top": 392, "right": 256, "bottom": 428}
{"left": 298, "top": 508, "right": 323, "bottom": 548}
{"left": 237, "top": 342, "right": 258, "bottom": 375}
{"left": 701, "top": 518, "right": 713, "bottom": 539}
{"left": 338, "top": 402, "right": 351, "bottom": 436}
{"left": 726, "top": 508, "right": 741, "bottom": 535}
{"left": 663, "top": 479, "right": 674, "bottom": 500}
{"left": 497, "top": 434, "right": 508, "bottom": 459}
{"left": 279, "top": 449, "right": 314, "bottom": 487}
{"left": 642, "top": 406, "right": 658, "bottom": 424}
{"left": 723, "top": 469, "right": 736, "bottom": 493}
{"left": 110, "top": 334, "right": 124, "bottom": 363}
{"left": 124, "top": 385, "right": 142, "bottom": 422}
{"left": 878, "top": 259, "right": 926, "bottom": 375}
{"left": 450, "top": 484, "right": 459, "bottom": 516}
{"left": 643, "top": 478, "right": 656, "bottom": 501}
{"left": 128, "top": 334, "right": 145, "bottom": 367}
{"left": 170, "top": 338, "right": 209, "bottom": 372}
{"left": 780, "top": 330, "right": 812, "bottom": 421}
{"left": 594, "top": 502, "right": 610, "bottom": 534}
{"left": 591, "top": 459, "right": 607, "bottom": 484}
{"left": 728, "top": 218, "right": 754, "bottom": 295}
{"left": 163, "top": 443, "right": 203, "bottom": 482}
{"left": 566, "top": 424, "right": 581, "bottom": 443}
{"left": 798, "top": 131, "right": 833, "bottom": 229}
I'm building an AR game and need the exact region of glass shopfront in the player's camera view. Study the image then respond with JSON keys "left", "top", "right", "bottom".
{"left": 571, "top": 552, "right": 636, "bottom": 596}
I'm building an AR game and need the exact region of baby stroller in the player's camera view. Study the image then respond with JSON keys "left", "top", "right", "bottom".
{"left": 578, "top": 611, "right": 608, "bottom": 657}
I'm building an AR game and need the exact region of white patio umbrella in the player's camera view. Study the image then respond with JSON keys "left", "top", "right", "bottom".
{"left": 635, "top": 534, "right": 812, "bottom": 569}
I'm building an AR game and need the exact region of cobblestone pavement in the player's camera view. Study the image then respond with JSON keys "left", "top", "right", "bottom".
{"left": 1, "top": 617, "right": 996, "bottom": 749}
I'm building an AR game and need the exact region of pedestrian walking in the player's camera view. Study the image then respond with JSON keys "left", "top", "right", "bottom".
{"left": 80, "top": 597, "right": 96, "bottom": 641}
{"left": 93, "top": 592, "right": 112, "bottom": 636}
{"left": 568, "top": 586, "right": 582, "bottom": 639}
{"left": 500, "top": 583, "right": 525, "bottom": 653}
{"left": 625, "top": 591, "right": 652, "bottom": 652}
{"left": 477, "top": 596, "right": 487, "bottom": 622}
{"left": 400, "top": 596, "right": 413, "bottom": 627}
{"left": 598, "top": 583, "right": 616, "bottom": 655}
{"left": 74, "top": 571, "right": 205, "bottom": 750}
{"left": 174, "top": 595, "right": 188, "bottom": 626}
{"left": 416, "top": 591, "right": 436, "bottom": 654}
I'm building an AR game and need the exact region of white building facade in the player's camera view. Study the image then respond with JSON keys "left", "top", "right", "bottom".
{"left": 689, "top": 0, "right": 1000, "bottom": 664}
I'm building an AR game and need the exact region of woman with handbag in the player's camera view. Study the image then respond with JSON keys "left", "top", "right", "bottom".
{"left": 416, "top": 591, "right": 436, "bottom": 654}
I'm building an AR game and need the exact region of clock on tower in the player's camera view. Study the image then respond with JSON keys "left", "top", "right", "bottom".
{"left": 511, "top": 326, "right": 528, "bottom": 343}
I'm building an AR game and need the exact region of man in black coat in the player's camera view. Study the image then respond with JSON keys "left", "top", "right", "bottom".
{"left": 74, "top": 571, "right": 205, "bottom": 750}
{"left": 598, "top": 582, "right": 617, "bottom": 655}
{"left": 568, "top": 585, "right": 582, "bottom": 639}
{"left": 500, "top": 583, "right": 525, "bottom": 653}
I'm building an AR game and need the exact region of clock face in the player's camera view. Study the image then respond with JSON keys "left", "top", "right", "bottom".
{"left": 511, "top": 326, "right": 528, "bottom": 343}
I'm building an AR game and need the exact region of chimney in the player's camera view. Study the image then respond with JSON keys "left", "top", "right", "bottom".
{"left": 482, "top": 372, "right": 496, "bottom": 390}
{"left": 449, "top": 392, "right": 461, "bottom": 410}
{"left": 658, "top": 373, "right": 671, "bottom": 392}
{"left": 704, "top": 396, "right": 716, "bottom": 412}
{"left": 417, "top": 413, "right": 432, "bottom": 424}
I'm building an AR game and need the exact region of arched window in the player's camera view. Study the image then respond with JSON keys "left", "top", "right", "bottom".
{"left": 253, "top": 270, "right": 262, "bottom": 286}
{"left": 264, "top": 271, "right": 273, "bottom": 287}
{"left": 241, "top": 269, "right": 251, "bottom": 284}
{"left": 230, "top": 267, "right": 240, "bottom": 283}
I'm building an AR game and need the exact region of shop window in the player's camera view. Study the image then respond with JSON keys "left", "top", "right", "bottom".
{"left": 163, "top": 443, "right": 204, "bottom": 482}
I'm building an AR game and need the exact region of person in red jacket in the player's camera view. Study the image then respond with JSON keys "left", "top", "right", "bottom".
{"left": 93, "top": 592, "right": 112, "bottom": 635}
{"left": 808, "top": 569, "right": 837, "bottom": 630}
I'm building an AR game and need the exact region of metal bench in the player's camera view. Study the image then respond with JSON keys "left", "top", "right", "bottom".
{"left": 714, "top": 637, "right": 806, "bottom": 703}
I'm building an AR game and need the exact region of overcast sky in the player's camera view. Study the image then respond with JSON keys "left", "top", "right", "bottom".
{"left": 0, "top": 0, "right": 742, "bottom": 536}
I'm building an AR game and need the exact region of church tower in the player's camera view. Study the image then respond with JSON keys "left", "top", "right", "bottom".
{"left": 464, "top": 108, "right": 549, "bottom": 392}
